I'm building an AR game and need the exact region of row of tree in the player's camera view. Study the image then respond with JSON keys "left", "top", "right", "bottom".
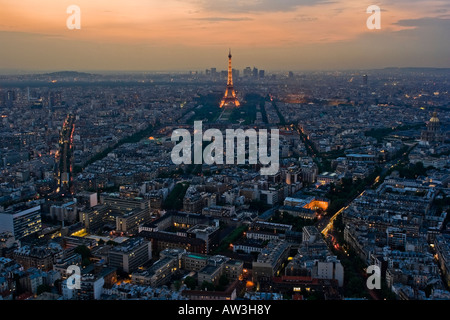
{"left": 181, "top": 274, "right": 230, "bottom": 292}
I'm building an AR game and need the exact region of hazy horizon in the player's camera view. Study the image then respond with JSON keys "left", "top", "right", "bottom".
{"left": 1, "top": 66, "right": 450, "bottom": 77}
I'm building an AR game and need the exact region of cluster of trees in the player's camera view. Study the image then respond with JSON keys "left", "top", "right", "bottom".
{"left": 157, "top": 165, "right": 205, "bottom": 179}
{"left": 395, "top": 161, "right": 428, "bottom": 179}
{"left": 226, "top": 93, "right": 271, "bottom": 125}
{"left": 36, "top": 284, "right": 53, "bottom": 295}
{"left": 249, "top": 200, "right": 271, "bottom": 214}
{"left": 270, "top": 210, "right": 316, "bottom": 232}
{"left": 326, "top": 167, "right": 382, "bottom": 216}
{"left": 74, "top": 245, "right": 92, "bottom": 267}
{"left": 213, "top": 225, "right": 248, "bottom": 254}
{"left": 271, "top": 101, "right": 286, "bottom": 125}
{"left": 182, "top": 275, "right": 230, "bottom": 292}
{"left": 184, "top": 164, "right": 202, "bottom": 175}
{"left": 296, "top": 125, "right": 330, "bottom": 172}
{"left": 189, "top": 93, "right": 223, "bottom": 123}
{"left": 157, "top": 167, "right": 184, "bottom": 179}
{"left": 328, "top": 217, "right": 370, "bottom": 299}
{"left": 74, "top": 123, "right": 155, "bottom": 174}
{"left": 98, "top": 239, "right": 118, "bottom": 247}
{"left": 364, "top": 123, "right": 424, "bottom": 143}
{"left": 332, "top": 210, "right": 397, "bottom": 299}
{"left": 162, "top": 182, "right": 190, "bottom": 210}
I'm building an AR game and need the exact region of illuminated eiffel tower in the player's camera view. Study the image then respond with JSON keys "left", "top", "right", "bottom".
{"left": 219, "top": 49, "right": 240, "bottom": 108}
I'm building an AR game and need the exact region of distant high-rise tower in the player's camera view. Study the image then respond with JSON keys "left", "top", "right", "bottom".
{"left": 252, "top": 67, "right": 259, "bottom": 78}
{"left": 5, "top": 90, "right": 15, "bottom": 108}
{"left": 220, "top": 50, "right": 240, "bottom": 108}
{"left": 362, "top": 74, "right": 368, "bottom": 86}
{"left": 243, "top": 67, "right": 252, "bottom": 77}
{"left": 259, "top": 70, "right": 265, "bottom": 78}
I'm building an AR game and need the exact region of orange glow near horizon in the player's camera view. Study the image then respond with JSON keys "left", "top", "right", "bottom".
{"left": 0, "top": 0, "right": 449, "bottom": 71}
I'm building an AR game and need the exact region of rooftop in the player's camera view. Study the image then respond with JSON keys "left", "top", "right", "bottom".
{"left": 110, "top": 237, "right": 146, "bottom": 253}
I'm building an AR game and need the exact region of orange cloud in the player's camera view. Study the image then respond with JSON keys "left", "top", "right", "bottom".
{"left": 1, "top": 0, "right": 445, "bottom": 46}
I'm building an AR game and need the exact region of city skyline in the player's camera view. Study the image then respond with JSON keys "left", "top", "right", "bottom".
{"left": 0, "top": 0, "right": 449, "bottom": 72}
{"left": 0, "top": 0, "right": 449, "bottom": 306}
{"left": 0, "top": 57, "right": 448, "bottom": 302}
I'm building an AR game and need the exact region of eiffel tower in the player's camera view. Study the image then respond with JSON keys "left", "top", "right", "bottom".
{"left": 219, "top": 49, "right": 240, "bottom": 108}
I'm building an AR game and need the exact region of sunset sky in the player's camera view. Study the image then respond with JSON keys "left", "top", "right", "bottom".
{"left": 0, "top": 0, "right": 449, "bottom": 72}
